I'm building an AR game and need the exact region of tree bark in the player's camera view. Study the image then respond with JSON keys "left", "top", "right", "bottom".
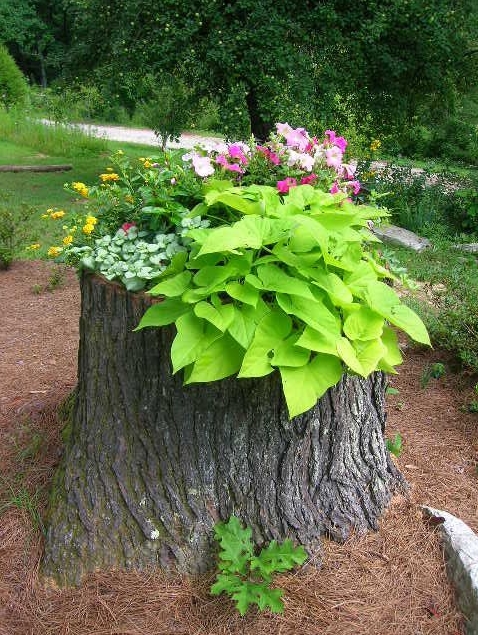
{"left": 42, "top": 273, "right": 405, "bottom": 586}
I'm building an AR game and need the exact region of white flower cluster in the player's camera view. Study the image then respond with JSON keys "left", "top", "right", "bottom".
{"left": 68, "top": 214, "right": 209, "bottom": 291}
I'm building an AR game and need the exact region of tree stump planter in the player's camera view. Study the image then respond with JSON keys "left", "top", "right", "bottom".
{"left": 42, "top": 272, "right": 406, "bottom": 586}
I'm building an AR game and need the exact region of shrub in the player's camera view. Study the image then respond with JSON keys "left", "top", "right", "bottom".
{"left": 138, "top": 74, "right": 191, "bottom": 150}
{"left": 0, "top": 45, "right": 28, "bottom": 110}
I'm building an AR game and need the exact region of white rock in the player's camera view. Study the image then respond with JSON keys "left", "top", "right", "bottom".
{"left": 423, "top": 506, "right": 478, "bottom": 634}
{"left": 371, "top": 224, "right": 431, "bottom": 252}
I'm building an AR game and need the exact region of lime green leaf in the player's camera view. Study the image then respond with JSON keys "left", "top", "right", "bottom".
{"left": 171, "top": 312, "right": 221, "bottom": 373}
{"left": 380, "top": 326, "right": 403, "bottom": 367}
{"left": 238, "top": 309, "right": 291, "bottom": 378}
{"left": 154, "top": 251, "right": 188, "bottom": 278}
{"left": 280, "top": 354, "right": 343, "bottom": 418}
{"left": 302, "top": 267, "right": 353, "bottom": 306}
{"left": 336, "top": 337, "right": 364, "bottom": 375}
{"left": 227, "top": 306, "right": 257, "bottom": 348}
{"left": 387, "top": 304, "right": 431, "bottom": 345}
{"left": 295, "top": 326, "right": 338, "bottom": 356}
{"left": 225, "top": 281, "right": 259, "bottom": 307}
{"left": 256, "top": 264, "right": 315, "bottom": 299}
{"left": 271, "top": 334, "right": 310, "bottom": 367}
{"left": 134, "top": 298, "right": 189, "bottom": 330}
{"left": 205, "top": 188, "right": 262, "bottom": 215}
{"left": 194, "top": 301, "right": 234, "bottom": 331}
{"left": 186, "top": 333, "right": 244, "bottom": 383}
{"left": 363, "top": 280, "right": 401, "bottom": 314}
{"left": 148, "top": 270, "right": 192, "bottom": 297}
{"left": 276, "top": 294, "right": 341, "bottom": 340}
{"left": 343, "top": 307, "right": 385, "bottom": 341}
{"left": 343, "top": 262, "right": 378, "bottom": 296}
{"left": 353, "top": 338, "right": 387, "bottom": 376}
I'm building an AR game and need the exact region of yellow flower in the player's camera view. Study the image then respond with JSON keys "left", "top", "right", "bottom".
{"left": 27, "top": 243, "right": 41, "bottom": 250}
{"left": 46, "top": 208, "right": 54, "bottom": 213}
{"left": 370, "top": 139, "right": 381, "bottom": 152}
{"left": 50, "top": 210, "right": 65, "bottom": 220}
{"left": 100, "top": 172, "right": 120, "bottom": 182}
{"left": 72, "top": 181, "right": 89, "bottom": 197}
{"left": 82, "top": 223, "right": 95, "bottom": 235}
{"left": 143, "top": 160, "right": 152, "bottom": 168}
{"left": 125, "top": 194, "right": 134, "bottom": 204}
{"left": 47, "top": 246, "right": 62, "bottom": 257}
{"left": 41, "top": 213, "right": 49, "bottom": 219}
{"left": 62, "top": 235, "right": 74, "bottom": 246}
{"left": 85, "top": 215, "right": 98, "bottom": 225}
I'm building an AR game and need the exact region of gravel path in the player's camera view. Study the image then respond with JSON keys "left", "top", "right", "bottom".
{"left": 70, "top": 121, "right": 224, "bottom": 150}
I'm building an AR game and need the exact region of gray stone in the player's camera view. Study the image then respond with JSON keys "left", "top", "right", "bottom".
{"left": 423, "top": 506, "right": 478, "bottom": 634}
{"left": 371, "top": 224, "right": 431, "bottom": 252}
{"left": 454, "top": 243, "right": 478, "bottom": 254}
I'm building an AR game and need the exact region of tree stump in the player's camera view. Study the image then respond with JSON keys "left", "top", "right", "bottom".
{"left": 42, "top": 272, "right": 405, "bottom": 586}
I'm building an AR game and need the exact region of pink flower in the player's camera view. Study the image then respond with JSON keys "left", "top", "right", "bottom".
{"left": 257, "top": 145, "right": 281, "bottom": 165}
{"left": 192, "top": 155, "right": 215, "bottom": 177}
{"left": 121, "top": 222, "right": 136, "bottom": 232}
{"left": 329, "top": 182, "right": 340, "bottom": 194}
{"left": 326, "top": 146, "right": 343, "bottom": 168}
{"left": 216, "top": 154, "right": 244, "bottom": 174}
{"left": 228, "top": 144, "right": 249, "bottom": 164}
{"left": 348, "top": 180, "right": 361, "bottom": 195}
{"left": 325, "top": 130, "right": 348, "bottom": 153}
{"left": 277, "top": 177, "right": 297, "bottom": 194}
{"left": 300, "top": 173, "right": 317, "bottom": 185}
{"left": 285, "top": 127, "right": 309, "bottom": 152}
{"left": 276, "top": 122, "right": 293, "bottom": 136}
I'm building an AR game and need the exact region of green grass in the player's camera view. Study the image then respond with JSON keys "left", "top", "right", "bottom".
{"left": 385, "top": 242, "right": 478, "bottom": 373}
{"left": 0, "top": 128, "right": 179, "bottom": 258}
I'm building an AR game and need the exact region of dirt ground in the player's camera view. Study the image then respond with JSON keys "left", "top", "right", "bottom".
{"left": 0, "top": 259, "right": 477, "bottom": 635}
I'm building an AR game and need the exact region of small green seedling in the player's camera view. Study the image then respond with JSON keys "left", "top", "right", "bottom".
{"left": 386, "top": 433, "right": 403, "bottom": 457}
{"left": 386, "top": 386, "right": 400, "bottom": 396}
{"left": 467, "top": 383, "right": 478, "bottom": 413}
{"left": 421, "top": 362, "right": 446, "bottom": 388}
{"left": 211, "top": 516, "right": 306, "bottom": 616}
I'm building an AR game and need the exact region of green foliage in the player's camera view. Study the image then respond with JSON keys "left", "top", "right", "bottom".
{"left": 0, "top": 44, "right": 28, "bottom": 109}
{"left": 399, "top": 246, "right": 478, "bottom": 374}
{"left": 386, "top": 433, "right": 403, "bottom": 457}
{"left": 138, "top": 74, "right": 191, "bottom": 150}
{"left": 137, "top": 182, "right": 430, "bottom": 418}
{"left": 210, "top": 516, "right": 306, "bottom": 615}
{"left": 421, "top": 362, "right": 446, "bottom": 388}
{"left": 357, "top": 162, "right": 478, "bottom": 238}
{"left": 0, "top": 204, "right": 15, "bottom": 269}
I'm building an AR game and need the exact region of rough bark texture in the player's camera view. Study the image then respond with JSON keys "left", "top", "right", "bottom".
{"left": 42, "top": 273, "right": 405, "bottom": 586}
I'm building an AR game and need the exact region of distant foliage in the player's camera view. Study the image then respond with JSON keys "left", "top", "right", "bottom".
{"left": 0, "top": 44, "right": 28, "bottom": 109}
{"left": 138, "top": 74, "right": 191, "bottom": 150}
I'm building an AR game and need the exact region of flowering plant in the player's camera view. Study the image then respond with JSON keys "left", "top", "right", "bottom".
{"left": 39, "top": 123, "right": 429, "bottom": 417}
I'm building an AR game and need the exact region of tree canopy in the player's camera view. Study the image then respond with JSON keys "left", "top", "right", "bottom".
{"left": 2, "top": 0, "right": 478, "bottom": 137}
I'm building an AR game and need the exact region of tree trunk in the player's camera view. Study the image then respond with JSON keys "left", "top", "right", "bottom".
{"left": 42, "top": 273, "right": 405, "bottom": 586}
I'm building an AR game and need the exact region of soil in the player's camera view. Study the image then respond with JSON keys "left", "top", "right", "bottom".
{"left": 0, "top": 259, "right": 477, "bottom": 635}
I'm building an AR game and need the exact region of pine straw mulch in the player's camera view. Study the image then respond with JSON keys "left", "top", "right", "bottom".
{"left": 0, "top": 259, "right": 477, "bottom": 635}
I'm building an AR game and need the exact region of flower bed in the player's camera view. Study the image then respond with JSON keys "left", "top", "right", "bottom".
{"left": 39, "top": 123, "right": 430, "bottom": 417}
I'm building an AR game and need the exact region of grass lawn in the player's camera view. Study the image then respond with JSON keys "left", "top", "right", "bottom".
{"left": 0, "top": 138, "right": 171, "bottom": 258}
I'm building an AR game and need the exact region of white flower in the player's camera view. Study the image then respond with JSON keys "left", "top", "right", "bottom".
{"left": 150, "top": 529, "right": 160, "bottom": 540}
{"left": 191, "top": 154, "right": 215, "bottom": 177}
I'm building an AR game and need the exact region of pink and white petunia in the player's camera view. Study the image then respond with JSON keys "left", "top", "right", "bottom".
{"left": 191, "top": 154, "right": 215, "bottom": 177}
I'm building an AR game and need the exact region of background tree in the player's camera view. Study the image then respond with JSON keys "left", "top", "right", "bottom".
{"left": 0, "top": 44, "right": 28, "bottom": 109}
